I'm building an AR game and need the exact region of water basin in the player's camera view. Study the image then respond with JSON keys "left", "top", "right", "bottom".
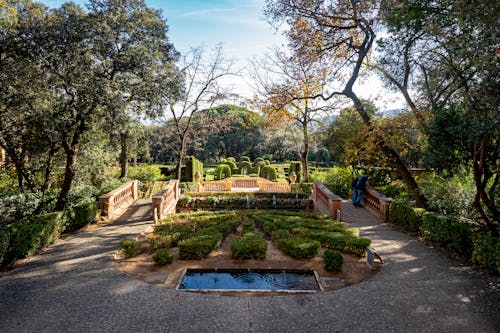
{"left": 177, "top": 268, "right": 323, "bottom": 292}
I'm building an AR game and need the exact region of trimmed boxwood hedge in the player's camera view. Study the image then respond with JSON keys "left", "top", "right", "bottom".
{"left": 389, "top": 201, "right": 426, "bottom": 234}
{"left": 323, "top": 249, "right": 343, "bottom": 271}
{"left": 178, "top": 233, "right": 223, "bottom": 260}
{"left": 153, "top": 248, "right": 173, "bottom": 265}
{"left": 215, "top": 164, "right": 231, "bottom": 180}
{"left": 64, "top": 201, "right": 98, "bottom": 232}
{"left": 472, "top": 233, "right": 500, "bottom": 274}
{"left": 231, "top": 233, "right": 267, "bottom": 259}
{"left": 260, "top": 165, "right": 278, "bottom": 181}
{"left": 421, "top": 212, "right": 473, "bottom": 256}
{"left": 277, "top": 237, "right": 320, "bottom": 259}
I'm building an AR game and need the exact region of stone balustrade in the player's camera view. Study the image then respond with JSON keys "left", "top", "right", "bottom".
{"left": 231, "top": 178, "right": 260, "bottom": 188}
{"left": 152, "top": 179, "right": 180, "bottom": 220}
{"left": 258, "top": 182, "right": 291, "bottom": 192}
{"left": 312, "top": 182, "right": 342, "bottom": 219}
{"left": 99, "top": 180, "right": 138, "bottom": 219}
{"left": 364, "top": 187, "right": 393, "bottom": 222}
{"left": 202, "top": 181, "right": 232, "bottom": 192}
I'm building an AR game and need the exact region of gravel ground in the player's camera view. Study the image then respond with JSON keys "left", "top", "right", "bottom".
{"left": 1, "top": 198, "right": 498, "bottom": 333}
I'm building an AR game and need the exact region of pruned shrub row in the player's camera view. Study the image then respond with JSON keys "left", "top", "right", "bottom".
{"left": 277, "top": 237, "right": 320, "bottom": 259}
{"left": 231, "top": 232, "right": 267, "bottom": 259}
{"left": 184, "top": 156, "right": 203, "bottom": 182}
{"left": 323, "top": 249, "right": 343, "bottom": 271}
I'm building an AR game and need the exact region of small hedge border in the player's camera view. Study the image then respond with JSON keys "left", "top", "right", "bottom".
{"left": 231, "top": 233, "right": 267, "bottom": 259}
{"left": 277, "top": 237, "right": 320, "bottom": 259}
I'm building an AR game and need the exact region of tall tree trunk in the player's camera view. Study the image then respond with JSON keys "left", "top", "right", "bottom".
{"left": 175, "top": 134, "right": 187, "bottom": 180}
{"left": 120, "top": 132, "right": 128, "bottom": 178}
{"left": 35, "top": 147, "right": 58, "bottom": 214}
{"left": 55, "top": 145, "right": 78, "bottom": 210}
{"left": 301, "top": 122, "right": 309, "bottom": 182}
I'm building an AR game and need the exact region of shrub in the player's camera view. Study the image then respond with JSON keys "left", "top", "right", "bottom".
{"left": 128, "top": 164, "right": 162, "bottom": 181}
{"left": 120, "top": 239, "right": 143, "bottom": 258}
{"left": 215, "top": 164, "right": 232, "bottom": 180}
{"left": 184, "top": 156, "right": 204, "bottom": 182}
{"left": 4, "top": 212, "right": 65, "bottom": 265}
{"left": 0, "top": 228, "right": 9, "bottom": 265}
{"left": 472, "top": 233, "right": 500, "bottom": 274}
{"left": 289, "top": 161, "right": 302, "bottom": 183}
{"left": 420, "top": 212, "right": 473, "bottom": 256}
{"left": 388, "top": 201, "right": 426, "bottom": 234}
{"left": 291, "top": 183, "right": 313, "bottom": 194}
{"left": 271, "top": 229, "right": 290, "bottom": 242}
{"left": 231, "top": 233, "right": 267, "bottom": 259}
{"left": 226, "top": 157, "right": 237, "bottom": 164}
{"left": 278, "top": 237, "right": 320, "bottom": 259}
{"left": 254, "top": 157, "right": 265, "bottom": 168}
{"left": 323, "top": 249, "right": 343, "bottom": 271}
{"left": 224, "top": 160, "right": 238, "bottom": 171}
{"left": 153, "top": 248, "right": 173, "bottom": 266}
{"left": 260, "top": 165, "right": 278, "bottom": 181}
{"left": 64, "top": 201, "right": 98, "bottom": 232}
{"left": 239, "top": 156, "right": 251, "bottom": 163}
{"left": 178, "top": 233, "right": 222, "bottom": 260}
{"left": 159, "top": 166, "right": 175, "bottom": 177}
{"left": 311, "top": 232, "right": 370, "bottom": 256}
{"left": 179, "top": 182, "right": 198, "bottom": 193}
{"left": 309, "top": 166, "right": 358, "bottom": 198}
{"left": 242, "top": 220, "right": 255, "bottom": 234}
{"left": 149, "top": 235, "right": 172, "bottom": 252}
{"left": 239, "top": 161, "right": 253, "bottom": 175}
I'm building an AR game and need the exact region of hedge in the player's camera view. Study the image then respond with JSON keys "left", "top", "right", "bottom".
{"left": 260, "top": 165, "right": 278, "bottom": 181}
{"left": 388, "top": 201, "right": 426, "bottom": 234}
{"left": 178, "top": 233, "right": 223, "bottom": 260}
{"left": 323, "top": 249, "right": 343, "bottom": 271}
{"left": 0, "top": 228, "right": 10, "bottom": 265}
{"left": 2, "top": 211, "right": 65, "bottom": 266}
{"left": 153, "top": 248, "right": 173, "bottom": 265}
{"left": 120, "top": 238, "right": 143, "bottom": 258}
{"left": 289, "top": 161, "right": 302, "bottom": 183}
{"left": 254, "top": 157, "right": 265, "bottom": 168}
{"left": 231, "top": 233, "right": 267, "bottom": 259}
{"left": 239, "top": 156, "right": 251, "bottom": 163}
{"left": 291, "top": 183, "right": 313, "bottom": 194}
{"left": 215, "top": 164, "right": 231, "bottom": 180}
{"left": 224, "top": 160, "right": 238, "bottom": 171}
{"left": 309, "top": 231, "right": 370, "bottom": 256}
{"left": 64, "top": 201, "right": 98, "bottom": 232}
{"left": 471, "top": 233, "right": 500, "bottom": 274}
{"left": 184, "top": 156, "right": 203, "bottom": 182}
{"left": 421, "top": 212, "right": 473, "bottom": 257}
{"left": 278, "top": 237, "right": 320, "bottom": 259}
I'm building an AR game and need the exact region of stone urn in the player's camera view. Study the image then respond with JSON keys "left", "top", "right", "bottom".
{"left": 289, "top": 171, "right": 297, "bottom": 184}
{"left": 194, "top": 171, "right": 202, "bottom": 183}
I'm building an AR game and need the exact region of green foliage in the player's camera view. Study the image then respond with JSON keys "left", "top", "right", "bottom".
{"left": 421, "top": 212, "right": 473, "bottom": 256}
{"left": 3, "top": 212, "right": 65, "bottom": 266}
{"left": 260, "top": 165, "right": 278, "bottom": 181}
{"left": 179, "top": 182, "right": 198, "bottom": 193}
{"left": 0, "top": 229, "right": 9, "bottom": 265}
{"left": 239, "top": 156, "right": 251, "bottom": 163}
{"left": 149, "top": 235, "right": 172, "bottom": 252}
{"left": 226, "top": 157, "right": 236, "bottom": 164}
{"left": 309, "top": 166, "right": 358, "bottom": 198}
{"left": 309, "top": 231, "right": 370, "bottom": 256}
{"left": 0, "top": 191, "right": 41, "bottom": 225}
{"left": 241, "top": 220, "right": 255, "bottom": 234}
{"left": 291, "top": 183, "right": 313, "bottom": 194}
{"left": 120, "top": 239, "right": 143, "bottom": 258}
{"left": 231, "top": 233, "right": 267, "bottom": 259}
{"left": 289, "top": 161, "right": 302, "bottom": 182}
{"left": 277, "top": 237, "right": 320, "bottom": 259}
{"left": 271, "top": 229, "right": 290, "bottom": 242}
{"left": 153, "top": 248, "right": 173, "bottom": 266}
{"left": 254, "top": 157, "right": 265, "bottom": 167}
{"left": 388, "top": 201, "right": 426, "bottom": 233}
{"left": 128, "top": 165, "right": 163, "bottom": 181}
{"left": 323, "top": 249, "right": 343, "bottom": 271}
{"left": 472, "top": 233, "right": 500, "bottom": 274}
{"left": 178, "top": 233, "right": 223, "bottom": 260}
{"left": 215, "top": 164, "right": 232, "bottom": 180}
{"left": 64, "top": 201, "right": 98, "bottom": 232}
{"left": 184, "top": 156, "right": 204, "bottom": 182}
{"left": 238, "top": 161, "right": 253, "bottom": 175}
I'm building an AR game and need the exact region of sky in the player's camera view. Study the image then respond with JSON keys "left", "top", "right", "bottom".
{"left": 40, "top": 0, "right": 405, "bottom": 111}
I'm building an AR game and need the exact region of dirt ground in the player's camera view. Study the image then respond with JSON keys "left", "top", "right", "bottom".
{"left": 114, "top": 226, "right": 381, "bottom": 295}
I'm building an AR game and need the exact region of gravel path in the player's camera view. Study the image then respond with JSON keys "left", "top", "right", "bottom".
{"left": 1, "top": 199, "right": 498, "bottom": 332}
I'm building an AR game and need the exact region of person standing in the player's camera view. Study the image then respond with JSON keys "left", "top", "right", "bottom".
{"left": 353, "top": 175, "right": 369, "bottom": 207}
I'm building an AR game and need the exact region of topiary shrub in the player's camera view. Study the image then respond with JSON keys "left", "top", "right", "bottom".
{"left": 311, "top": 232, "right": 370, "bottom": 256}
{"left": 277, "top": 237, "right": 320, "bottom": 259}
{"left": 239, "top": 161, "right": 253, "bottom": 175}
{"left": 224, "top": 160, "right": 238, "bottom": 171}
{"left": 226, "top": 157, "right": 237, "bottom": 164}
{"left": 254, "top": 157, "right": 265, "bottom": 168}
{"left": 0, "top": 228, "right": 9, "bottom": 266}
{"left": 239, "top": 156, "right": 251, "bottom": 163}
{"left": 388, "top": 201, "right": 426, "bottom": 234}
{"left": 178, "top": 233, "right": 223, "bottom": 260}
{"left": 242, "top": 220, "right": 255, "bottom": 234}
{"left": 120, "top": 239, "right": 143, "bottom": 258}
{"left": 153, "top": 248, "right": 173, "bottom": 266}
{"left": 260, "top": 165, "right": 278, "bottom": 181}
{"left": 215, "top": 164, "right": 232, "bottom": 180}
{"left": 231, "top": 233, "right": 267, "bottom": 259}
{"left": 184, "top": 156, "right": 204, "bottom": 182}
{"left": 289, "top": 161, "right": 302, "bottom": 183}
{"left": 472, "top": 233, "right": 500, "bottom": 274}
{"left": 291, "top": 183, "right": 313, "bottom": 194}
{"left": 323, "top": 249, "right": 343, "bottom": 271}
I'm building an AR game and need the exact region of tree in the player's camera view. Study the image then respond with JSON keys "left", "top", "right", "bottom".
{"left": 251, "top": 47, "right": 336, "bottom": 182}
{"left": 265, "top": 0, "right": 428, "bottom": 207}
{"left": 159, "top": 45, "right": 234, "bottom": 180}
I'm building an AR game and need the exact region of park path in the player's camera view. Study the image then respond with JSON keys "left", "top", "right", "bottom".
{"left": 0, "top": 198, "right": 499, "bottom": 333}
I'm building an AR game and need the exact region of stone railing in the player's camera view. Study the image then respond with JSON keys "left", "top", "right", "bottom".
{"left": 202, "top": 181, "right": 232, "bottom": 192}
{"left": 258, "top": 182, "right": 291, "bottom": 192}
{"left": 312, "top": 182, "right": 342, "bottom": 219}
{"left": 365, "top": 187, "right": 393, "bottom": 222}
{"left": 152, "top": 179, "right": 180, "bottom": 220}
{"left": 231, "top": 178, "right": 260, "bottom": 188}
{"left": 99, "top": 180, "right": 138, "bottom": 219}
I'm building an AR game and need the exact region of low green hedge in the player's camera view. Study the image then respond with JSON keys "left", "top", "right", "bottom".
{"left": 64, "top": 201, "right": 98, "bottom": 232}
{"left": 231, "top": 233, "right": 267, "bottom": 259}
{"left": 120, "top": 239, "right": 143, "bottom": 258}
{"left": 323, "top": 249, "right": 343, "bottom": 271}
{"left": 389, "top": 201, "right": 426, "bottom": 233}
{"left": 421, "top": 212, "right": 473, "bottom": 257}
{"left": 153, "top": 248, "right": 173, "bottom": 265}
{"left": 309, "top": 231, "right": 370, "bottom": 256}
{"left": 472, "top": 233, "right": 500, "bottom": 274}
{"left": 178, "top": 233, "right": 223, "bottom": 260}
{"left": 277, "top": 237, "right": 320, "bottom": 259}
{"left": 0, "top": 228, "right": 9, "bottom": 265}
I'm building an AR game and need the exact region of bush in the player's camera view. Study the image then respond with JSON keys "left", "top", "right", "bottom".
{"left": 271, "top": 229, "right": 290, "bottom": 242}
{"left": 3, "top": 212, "right": 65, "bottom": 266}
{"left": 215, "top": 164, "right": 232, "bottom": 180}
{"left": 239, "top": 161, "right": 253, "bottom": 175}
{"left": 254, "top": 157, "right": 265, "bottom": 168}
{"left": 291, "top": 183, "right": 313, "bottom": 194}
{"left": 0, "top": 191, "right": 41, "bottom": 225}
{"left": 311, "top": 232, "right": 370, "bottom": 256}
{"left": 289, "top": 161, "right": 302, "bottom": 183}
{"left": 309, "top": 166, "right": 358, "bottom": 198}
{"left": 231, "top": 233, "right": 267, "bottom": 259}
{"left": 64, "top": 201, "right": 98, "bottom": 232}
{"left": 472, "top": 233, "right": 500, "bottom": 274}
{"left": 184, "top": 156, "right": 204, "bottom": 182}
{"left": 0, "top": 228, "right": 9, "bottom": 265}
{"left": 278, "top": 237, "right": 320, "bottom": 259}
{"left": 323, "top": 249, "right": 343, "bottom": 271}
{"left": 420, "top": 212, "right": 473, "bottom": 256}
{"left": 226, "top": 157, "right": 237, "bottom": 164}
{"left": 120, "top": 238, "right": 143, "bottom": 258}
{"left": 128, "top": 164, "right": 162, "bottom": 181}
{"left": 153, "top": 248, "right": 173, "bottom": 266}
{"left": 388, "top": 201, "right": 426, "bottom": 234}
{"left": 224, "top": 160, "right": 238, "bottom": 171}
{"left": 178, "top": 233, "right": 223, "bottom": 260}
{"left": 242, "top": 220, "right": 255, "bottom": 234}
{"left": 260, "top": 165, "right": 278, "bottom": 181}
{"left": 179, "top": 182, "right": 198, "bottom": 193}
{"left": 149, "top": 235, "right": 172, "bottom": 252}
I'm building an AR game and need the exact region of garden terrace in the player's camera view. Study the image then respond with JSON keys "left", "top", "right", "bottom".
{"left": 200, "top": 177, "right": 291, "bottom": 193}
